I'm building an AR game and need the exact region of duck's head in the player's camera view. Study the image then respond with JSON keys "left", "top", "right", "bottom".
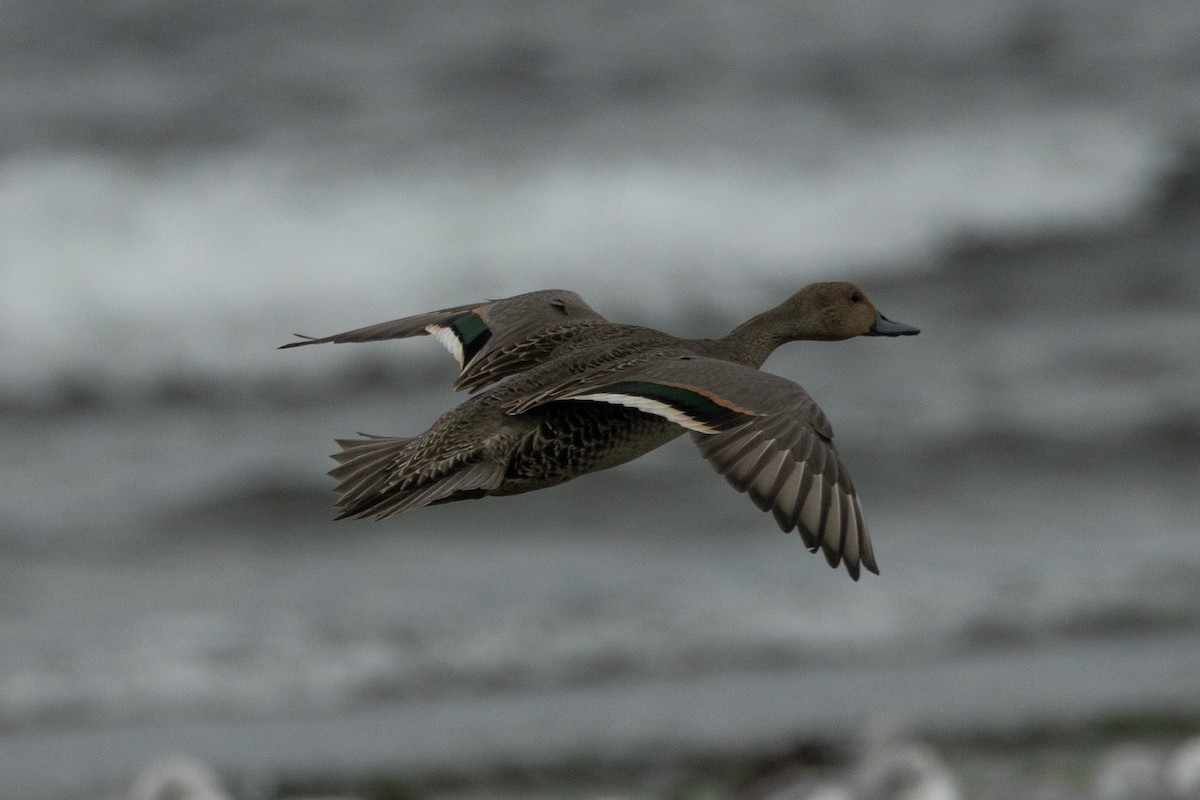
{"left": 791, "top": 281, "right": 921, "bottom": 341}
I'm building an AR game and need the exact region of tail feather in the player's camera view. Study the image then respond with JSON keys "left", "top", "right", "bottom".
{"left": 335, "top": 460, "right": 401, "bottom": 509}
{"left": 345, "top": 460, "right": 504, "bottom": 520}
{"left": 329, "top": 435, "right": 414, "bottom": 483}
{"left": 328, "top": 435, "right": 416, "bottom": 507}
{"left": 327, "top": 435, "right": 504, "bottom": 520}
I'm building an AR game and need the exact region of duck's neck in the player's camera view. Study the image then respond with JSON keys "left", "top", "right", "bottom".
{"left": 713, "top": 303, "right": 794, "bottom": 368}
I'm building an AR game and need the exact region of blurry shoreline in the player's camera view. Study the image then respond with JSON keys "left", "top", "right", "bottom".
{"left": 12, "top": 707, "right": 1200, "bottom": 799}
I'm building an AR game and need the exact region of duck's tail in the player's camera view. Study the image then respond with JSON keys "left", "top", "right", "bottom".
{"left": 327, "top": 434, "right": 504, "bottom": 520}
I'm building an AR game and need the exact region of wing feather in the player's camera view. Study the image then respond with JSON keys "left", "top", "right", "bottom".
{"left": 281, "top": 290, "right": 610, "bottom": 392}
{"left": 518, "top": 354, "right": 878, "bottom": 578}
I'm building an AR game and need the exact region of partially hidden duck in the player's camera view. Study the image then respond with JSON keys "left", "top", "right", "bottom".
{"left": 282, "top": 282, "right": 919, "bottom": 579}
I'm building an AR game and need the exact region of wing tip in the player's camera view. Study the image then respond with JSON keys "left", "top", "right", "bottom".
{"left": 791, "top": 506, "right": 881, "bottom": 581}
{"left": 845, "top": 556, "right": 880, "bottom": 581}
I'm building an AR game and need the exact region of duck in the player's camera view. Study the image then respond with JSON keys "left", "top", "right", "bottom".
{"left": 282, "top": 282, "right": 918, "bottom": 580}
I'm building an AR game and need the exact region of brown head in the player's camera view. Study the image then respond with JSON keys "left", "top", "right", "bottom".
{"left": 781, "top": 281, "right": 920, "bottom": 341}
{"left": 719, "top": 281, "right": 919, "bottom": 367}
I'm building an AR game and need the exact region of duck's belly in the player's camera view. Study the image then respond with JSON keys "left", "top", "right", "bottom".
{"left": 493, "top": 402, "right": 685, "bottom": 496}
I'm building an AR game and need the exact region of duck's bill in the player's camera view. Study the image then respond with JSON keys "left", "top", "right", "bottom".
{"left": 866, "top": 312, "right": 920, "bottom": 336}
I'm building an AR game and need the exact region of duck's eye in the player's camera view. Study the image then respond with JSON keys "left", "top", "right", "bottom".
{"left": 850, "top": 292, "right": 863, "bottom": 303}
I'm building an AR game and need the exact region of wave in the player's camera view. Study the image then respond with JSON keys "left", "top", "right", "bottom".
{"left": 0, "top": 111, "right": 1176, "bottom": 411}
{"left": 3, "top": 556, "right": 1195, "bottom": 736}
{"left": 955, "top": 602, "right": 1200, "bottom": 651}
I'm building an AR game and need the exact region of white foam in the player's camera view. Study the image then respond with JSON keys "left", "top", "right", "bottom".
{"left": 0, "top": 108, "right": 1166, "bottom": 404}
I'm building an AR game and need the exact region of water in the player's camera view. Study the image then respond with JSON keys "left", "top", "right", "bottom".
{"left": 2, "top": 2, "right": 1199, "bottom": 798}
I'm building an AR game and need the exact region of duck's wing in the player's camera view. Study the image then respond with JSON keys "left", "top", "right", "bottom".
{"left": 280, "top": 289, "right": 610, "bottom": 391}
{"left": 514, "top": 354, "right": 877, "bottom": 579}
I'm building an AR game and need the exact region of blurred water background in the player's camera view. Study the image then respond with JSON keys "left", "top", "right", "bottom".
{"left": 2, "top": 2, "right": 1199, "bottom": 798}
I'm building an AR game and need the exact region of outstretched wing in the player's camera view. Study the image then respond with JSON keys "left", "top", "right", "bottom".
{"left": 281, "top": 289, "right": 610, "bottom": 392}
{"left": 516, "top": 354, "right": 877, "bottom": 579}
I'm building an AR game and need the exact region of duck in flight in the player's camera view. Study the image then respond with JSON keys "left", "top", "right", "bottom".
{"left": 281, "top": 282, "right": 918, "bottom": 580}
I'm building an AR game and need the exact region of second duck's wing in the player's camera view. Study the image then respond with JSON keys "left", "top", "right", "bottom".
{"left": 281, "top": 289, "right": 611, "bottom": 391}
{"left": 515, "top": 354, "right": 877, "bottom": 580}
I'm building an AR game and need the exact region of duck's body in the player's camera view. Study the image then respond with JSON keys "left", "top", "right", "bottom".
{"left": 283, "top": 282, "right": 918, "bottom": 579}
{"left": 423, "top": 397, "right": 683, "bottom": 496}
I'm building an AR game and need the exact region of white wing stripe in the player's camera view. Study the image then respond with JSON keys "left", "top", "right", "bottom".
{"left": 425, "top": 324, "right": 465, "bottom": 368}
{"left": 570, "top": 392, "right": 722, "bottom": 434}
